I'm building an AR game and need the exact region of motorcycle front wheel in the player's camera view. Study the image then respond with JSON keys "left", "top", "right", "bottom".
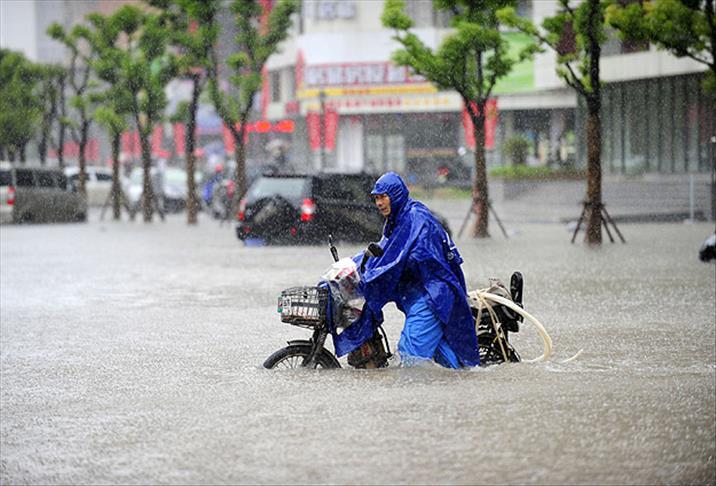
{"left": 263, "top": 344, "right": 340, "bottom": 369}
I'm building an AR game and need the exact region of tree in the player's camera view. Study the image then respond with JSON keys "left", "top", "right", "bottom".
{"left": 48, "top": 22, "right": 103, "bottom": 197}
{"left": 383, "top": 0, "right": 535, "bottom": 238}
{"left": 93, "top": 5, "right": 178, "bottom": 223}
{"left": 606, "top": 0, "right": 715, "bottom": 98}
{"left": 207, "top": 0, "right": 299, "bottom": 210}
{"left": 500, "top": 0, "right": 609, "bottom": 245}
{"left": 0, "top": 49, "right": 42, "bottom": 162}
{"left": 36, "top": 64, "right": 66, "bottom": 165}
{"left": 150, "top": 0, "right": 220, "bottom": 225}
{"left": 83, "top": 11, "right": 134, "bottom": 221}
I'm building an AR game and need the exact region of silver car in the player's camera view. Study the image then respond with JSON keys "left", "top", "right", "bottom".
{"left": 0, "top": 161, "right": 87, "bottom": 224}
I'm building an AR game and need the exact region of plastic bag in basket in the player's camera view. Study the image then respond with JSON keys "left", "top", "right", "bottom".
{"left": 321, "top": 257, "right": 365, "bottom": 329}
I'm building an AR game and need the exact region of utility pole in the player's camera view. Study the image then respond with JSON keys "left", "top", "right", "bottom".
{"left": 319, "top": 90, "right": 326, "bottom": 171}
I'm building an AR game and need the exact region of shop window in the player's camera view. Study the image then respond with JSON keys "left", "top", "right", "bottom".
{"left": 405, "top": 0, "right": 433, "bottom": 27}
{"left": 386, "top": 135, "right": 405, "bottom": 172}
{"left": 624, "top": 82, "right": 647, "bottom": 174}
{"left": 647, "top": 79, "right": 661, "bottom": 172}
{"left": 286, "top": 69, "right": 296, "bottom": 99}
{"left": 673, "top": 77, "right": 687, "bottom": 172}
{"left": 366, "top": 135, "right": 384, "bottom": 173}
{"left": 612, "top": 86, "right": 624, "bottom": 173}
{"left": 270, "top": 71, "right": 280, "bottom": 103}
{"left": 686, "top": 76, "right": 700, "bottom": 172}
{"left": 659, "top": 77, "right": 674, "bottom": 172}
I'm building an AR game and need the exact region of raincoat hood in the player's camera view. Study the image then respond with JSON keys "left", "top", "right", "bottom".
{"left": 371, "top": 172, "right": 409, "bottom": 234}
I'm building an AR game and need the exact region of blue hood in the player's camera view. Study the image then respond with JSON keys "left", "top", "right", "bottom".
{"left": 370, "top": 171, "right": 410, "bottom": 237}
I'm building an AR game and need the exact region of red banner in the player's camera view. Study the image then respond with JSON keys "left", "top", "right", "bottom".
{"left": 174, "top": 123, "right": 185, "bottom": 156}
{"left": 462, "top": 99, "right": 498, "bottom": 150}
{"left": 121, "top": 130, "right": 141, "bottom": 156}
{"left": 49, "top": 138, "right": 99, "bottom": 161}
{"left": 306, "top": 109, "right": 338, "bottom": 151}
{"left": 151, "top": 125, "right": 163, "bottom": 154}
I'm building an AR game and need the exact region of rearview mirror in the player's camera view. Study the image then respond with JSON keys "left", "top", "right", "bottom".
{"left": 366, "top": 242, "right": 383, "bottom": 258}
{"left": 360, "top": 242, "right": 383, "bottom": 274}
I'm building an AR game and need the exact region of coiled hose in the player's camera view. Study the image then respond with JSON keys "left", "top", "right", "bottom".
{"left": 468, "top": 290, "right": 555, "bottom": 363}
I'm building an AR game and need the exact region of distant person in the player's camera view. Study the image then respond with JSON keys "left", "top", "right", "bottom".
{"left": 699, "top": 232, "right": 716, "bottom": 262}
{"left": 358, "top": 172, "right": 480, "bottom": 368}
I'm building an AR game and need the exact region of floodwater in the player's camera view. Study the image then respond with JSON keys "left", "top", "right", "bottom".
{"left": 1, "top": 207, "right": 714, "bottom": 485}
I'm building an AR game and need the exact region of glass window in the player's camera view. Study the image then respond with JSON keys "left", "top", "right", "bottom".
{"left": 366, "top": 135, "right": 384, "bottom": 173}
{"left": 686, "top": 76, "right": 700, "bottom": 172}
{"left": 0, "top": 170, "right": 10, "bottom": 186}
{"left": 624, "top": 81, "right": 647, "bottom": 174}
{"left": 673, "top": 76, "right": 687, "bottom": 172}
{"left": 270, "top": 71, "right": 281, "bottom": 103}
{"left": 316, "top": 176, "right": 372, "bottom": 204}
{"left": 37, "top": 171, "right": 55, "bottom": 188}
{"left": 609, "top": 85, "right": 624, "bottom": 173}
{"left": 386, "top": 135, "right": 405, "bottom": 172}
{"left": 647, "top": 78, "right": 661, "bottom": 171}
{"left": 247, "top": 176, "right": 308, "bottom": 202}
{"left": 405, "top": 0, "right": 433, "bottom": 27}
{"left": 659, "top": 77, "right": 674, "bottom": 172}
{"left": 15, "top": 169, "right": 35, "bottom": 187}
{"left": 601, "top": 86, "right": 614, "bottom": 171}
{"left": 55, "top": 173, "right": 68, "bottom": 190}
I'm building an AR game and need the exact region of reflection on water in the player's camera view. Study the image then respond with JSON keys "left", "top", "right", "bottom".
{"left": 1, "top": 216, "right": 714, "bottom": 484}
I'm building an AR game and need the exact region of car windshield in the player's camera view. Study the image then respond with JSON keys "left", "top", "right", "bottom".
{"left": 247, "top": 176, "right": 308, "bottom": 202}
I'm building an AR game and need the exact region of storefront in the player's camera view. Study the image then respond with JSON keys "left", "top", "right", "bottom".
{"left": 577, "top": 72, "right": 714, "bottom": 175}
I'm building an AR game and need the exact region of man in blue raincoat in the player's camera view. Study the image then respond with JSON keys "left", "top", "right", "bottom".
{"left": 359, "top": 171, "right": 480, "bottom": 368}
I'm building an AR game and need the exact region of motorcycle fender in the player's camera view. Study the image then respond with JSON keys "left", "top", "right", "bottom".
{"left": 286, "top": 339, "right": 342, "bottom": 368}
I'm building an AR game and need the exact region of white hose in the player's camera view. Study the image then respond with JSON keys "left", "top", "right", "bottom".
{"left": 469, "top": 291, "right": 554, "bottom": 363}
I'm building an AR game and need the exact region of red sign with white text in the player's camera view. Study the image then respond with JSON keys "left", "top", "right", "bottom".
{"left": 462, "top": 99, "right": 498, "bottom": 150}
{"left": 306, "top": 109, "right": 338, "bottom": 151}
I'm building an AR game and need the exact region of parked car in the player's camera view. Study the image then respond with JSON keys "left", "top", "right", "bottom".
{"left": 124, "top": 166, "right": 203, "bottom": 214}
{"left": 64, "top": 165, "right": 116, "bottom": 207}
{"left": 236, "top": 172, "right": 451, "bottom": 245}
{"left": 0, "top": 161, "right": 87, "bottom": 224}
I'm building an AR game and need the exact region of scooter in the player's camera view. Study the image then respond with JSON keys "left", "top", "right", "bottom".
{"left": 263, "top": 237, "right": 552, "bottom": 369}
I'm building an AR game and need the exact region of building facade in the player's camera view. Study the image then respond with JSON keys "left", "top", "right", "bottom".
{"left": 262, "top": 0, "right": 713, "bottom": 178}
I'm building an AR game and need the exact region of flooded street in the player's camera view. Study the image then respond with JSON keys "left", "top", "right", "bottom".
{"left": 1, "top": 206, "right": 714, "bottom": 485}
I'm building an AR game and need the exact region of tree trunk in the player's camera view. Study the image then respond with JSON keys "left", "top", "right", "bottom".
{"left": 56, "top": 77, "right": 66, "bottom": 169}
{"left": 78, "top": 122, "right": 89, "bottom": 198}
{"left": 585, "top": 101, "right": 602, "bottom": 245}
{"left": 584, "top": 0, "right": 603, "bottom": 246}
{"left": 111, "top": 133, "right": 122, "bottom": 220}
{"left": 139, "top": 127, "right": 155, "bottom": 222}
{"left": 470, "top": 107, "right": 490, "bottom": 238}
{"left": 231, "top": 118, "right": 248, "bottom": 215}
{"left": 186, "top": 74, "right": 201, "bottom": 225}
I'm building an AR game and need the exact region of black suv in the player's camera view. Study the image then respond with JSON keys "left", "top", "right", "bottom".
{"left": 236, "top": 173, "right": 450, "bottom": 245}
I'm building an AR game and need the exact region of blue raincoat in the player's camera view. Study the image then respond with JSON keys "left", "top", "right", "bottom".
{"left": 327, "top": 172, "right": 479, "bottom": 367}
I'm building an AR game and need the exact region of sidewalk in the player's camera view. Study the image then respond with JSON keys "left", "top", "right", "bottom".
{"left": 424, "top": 174, "right": 715, "bottom": 226}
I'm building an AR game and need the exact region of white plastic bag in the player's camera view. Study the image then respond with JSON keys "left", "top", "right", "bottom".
{"left": 321, "top": 258, "right": 365, "bottom": 329}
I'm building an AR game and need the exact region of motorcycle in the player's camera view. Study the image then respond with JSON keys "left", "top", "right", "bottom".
{"left": 263, "top": 237, "right": 551, "bottom": 370}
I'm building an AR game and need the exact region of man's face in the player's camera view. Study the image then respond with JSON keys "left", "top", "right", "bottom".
{"left": 373, "top": 193, "right": 391, "bottom": 217}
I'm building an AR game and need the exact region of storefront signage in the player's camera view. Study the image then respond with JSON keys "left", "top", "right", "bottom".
{"left": 303, "top": 62, "right": 426, "bottom": 87}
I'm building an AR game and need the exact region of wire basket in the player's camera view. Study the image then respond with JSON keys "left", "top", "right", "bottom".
{"left": 277, "top": 286, "right": 329, "bottom": 328}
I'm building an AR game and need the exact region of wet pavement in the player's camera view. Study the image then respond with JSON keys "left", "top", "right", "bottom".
{"left": 1, "top": 203, "right": 714, "bottom": 485}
